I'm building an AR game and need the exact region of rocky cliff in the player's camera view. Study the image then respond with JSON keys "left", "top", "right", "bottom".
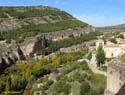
{"left": 0, "top": 35, "right": 49, "bottom": 71}
{"left": 0, "top": 6, "right": 95, "bottom": 71}
{"left": 0, "top": 42, "right": 20, "bottom": 72}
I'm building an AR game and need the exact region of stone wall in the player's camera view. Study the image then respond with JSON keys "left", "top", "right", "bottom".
{"left": 105, "top": 57, "right": 125, "bottom": 95}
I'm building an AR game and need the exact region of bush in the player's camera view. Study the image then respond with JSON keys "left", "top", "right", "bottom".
{"left": 87, "top": 52, "right": 92, "bottom": 60}
{"left": 110, "top": 38, "right": 117, "bottom": 44}
{"left": 81, "top": 61, "right": 89, "bottom": 71}
{"left": 53, "top": 80, "right": 70, "bottom": 94}
{"left": 46, "top": 80, "right": 54, "bottom": 87}
{"left": 80, "top": 82, "right": 91, "bottom": 95}
{"left": 118, "top": 34, "right": 124, "bottom": 39}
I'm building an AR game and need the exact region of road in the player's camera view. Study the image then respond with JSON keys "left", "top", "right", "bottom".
{"left": 77, "top": 58, "right": 107, "bottom": 77}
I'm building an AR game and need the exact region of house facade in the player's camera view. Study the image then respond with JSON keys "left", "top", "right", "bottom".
{"left": 96, "top": 39, "right": 125, "bottom": 58}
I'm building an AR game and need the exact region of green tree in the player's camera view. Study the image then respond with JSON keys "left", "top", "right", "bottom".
{"left": 96, "top": 46, "right": 106, "bottom": 66}
{"left": 66, "top": 54, "right": 75, "bottom": 63}
{"left": 118, "top": 34, "right": 124, "bottom": 39}
{"left": 87, "top": 52, "right": 92, "bottom": 60}
{"left": 52, "top": 56, "right": 61, "bottom": 68}
{"left": 80, "top": 82, "right": 91, "bottom": 95}
{"left": 110, "top": 38, "right": 117, "bottom": 44}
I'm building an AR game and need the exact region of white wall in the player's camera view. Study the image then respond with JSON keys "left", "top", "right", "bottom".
{"left": 104, "top": 47, "right": 121, "bottom": 58}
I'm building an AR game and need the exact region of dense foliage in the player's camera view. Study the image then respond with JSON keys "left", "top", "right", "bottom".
{"left": 0, "top": 50, "right": 88, "bottom": 94}
{"left": 31, "top": 60, "right": 106, "bottom": 95}
{"left": 0, "top": 48, "right": 106, "bottom": 95}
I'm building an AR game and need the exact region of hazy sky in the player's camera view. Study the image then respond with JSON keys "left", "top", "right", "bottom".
{"left": 0, "top": 0, "right": 125, "bottom": 26}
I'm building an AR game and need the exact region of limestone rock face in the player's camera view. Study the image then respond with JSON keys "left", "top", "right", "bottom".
{"left": 17, "top": 46, "right": 26, "bottom": 60}
{"left": 33, "top": 35, "right": 48, "bottom": 53}
{"left": 0, "top": 42, "right": 21, "bottom": 71}
{"left": 19, "top": 35, "right": 48, "bottom": 56}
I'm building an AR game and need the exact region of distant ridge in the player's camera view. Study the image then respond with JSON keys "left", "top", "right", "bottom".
{"left": 96, "top": 24, "right": 125, "bottom": 34}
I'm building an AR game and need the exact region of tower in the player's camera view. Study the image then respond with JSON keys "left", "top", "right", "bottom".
{"left": 105, "top": 57, "right": 125, "bottom": 95}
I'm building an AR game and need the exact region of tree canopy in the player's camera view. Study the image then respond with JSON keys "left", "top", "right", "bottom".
{"left": 96, "top": 45, "right": 106, "bottom": 66}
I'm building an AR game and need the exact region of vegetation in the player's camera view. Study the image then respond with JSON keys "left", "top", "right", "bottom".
{"left": 96, "top": 45, "right": 106, "bottom": 66}
{"left": 87, "top": 52, "right": 92, "bottom": 60}
{"left": 0, "top": 49, "right": 88, "bottom": 94}
{"left": 39, "top": 31, "right": 102, "bottom": 55}
{"left": 110, "top": 38, "right": 117, "bottom": 44}
{"left": 80, "top": 82, "right": 91, "bottom": 95}
{"left": 35, "top": 61, "right": 106, "bottom": 95}
{"left": 0, "top": 6, "right": 72, "bottom": 18}
{"left": 1, "top": 20, "right": 88, "bottom": 43}
{"left": 99, "top": 65, "right": 107, "bottom": 71}
{"left": 118, "top": 34, "right": 124, "bottom": 39}
{"left": 0, "top": 6, "right": 89, "bottom": 43}
{"left": 0, "top": 6, "right": 107, "bottom": 95}
{"left": 0, "top": 48, "right": 106, "bottom": 95}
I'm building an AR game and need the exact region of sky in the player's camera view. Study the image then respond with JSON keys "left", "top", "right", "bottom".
{"left": 0, "top": 0, "right": 125, "bottom": 26}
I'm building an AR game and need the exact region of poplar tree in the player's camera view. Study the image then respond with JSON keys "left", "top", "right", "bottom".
{"left": 96, "top": 46, "right": 106, "bottom": 66}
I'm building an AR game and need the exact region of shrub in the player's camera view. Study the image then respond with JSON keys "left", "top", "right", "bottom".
{"left": 80, "top": 82, "right": 91, "bottom": 95}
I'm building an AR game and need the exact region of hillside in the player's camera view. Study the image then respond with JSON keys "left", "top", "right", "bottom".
{"left": 0, "top": 6, "right": 106, "bottom": 95}
{"left": 96, "top": 24, "right": 125, "bottom": 34}
{"left": 0, "top": 6, "right": 89, "bottom": 42}
{"left": 0, "top": 49, "right": 106, "bottom": 95}
{"left": 0, "top": 6, "right": 87, "bottom": 30}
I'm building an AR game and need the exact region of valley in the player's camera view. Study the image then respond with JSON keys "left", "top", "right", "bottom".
{"left": 0, "top": 5, "right": 125, "bottom": 95}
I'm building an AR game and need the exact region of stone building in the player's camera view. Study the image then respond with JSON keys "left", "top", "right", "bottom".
{"left": 96, "top": 39, "right": 125, "bottom": 58}
{"left": 105, "top": 56, "right": 125, "bottom": 95}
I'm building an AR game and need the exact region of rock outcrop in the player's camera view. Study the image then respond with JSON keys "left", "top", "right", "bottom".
{"left": 33, "top": 35, "right": 48, "bottom": 53}
{"left": 43, "top": 26, "right": 95, "bottom": 41}
{"left": 20, "top": 35, "right": 48, "bottom": 56}
{"left": 0, "top": 42, "right": 21, "bottom": 72}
